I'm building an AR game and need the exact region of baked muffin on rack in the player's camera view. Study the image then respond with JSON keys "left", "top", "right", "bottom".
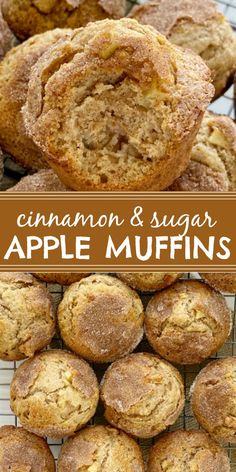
{"left": 58, "top": 425, "right": 145, "bottom": 472}
{"left": 2, "top": 0, "right": 126, "bottom": 39}
{"left": 200, "top": 273, "right": 236, "bottom": 293}
{"left": 0, "top": 426, "right": 55, "bottom": 471}
{"left": 23, "top": 18, "right": 214, "bottom": 191}
{"left": 34, "top": 272, "right": 91, "bottom": 285}
{"left": 117, "top": 272, "right": 182, "bottom": 292}
{"left": 130, "top": 0, "right": 236, "bottom": 100}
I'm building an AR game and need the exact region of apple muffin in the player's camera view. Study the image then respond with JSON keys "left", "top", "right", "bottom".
{"left": 117, "top": 272, "right": 182, "bottom": 292}
{"left": 200, "top": 273, "right": 236, "bottom": 294}
{"left": 34, "top": 272, "right": 90, "bottom": 285}
{"left": 7, "top": 169, "right": 68, "bottom": 191}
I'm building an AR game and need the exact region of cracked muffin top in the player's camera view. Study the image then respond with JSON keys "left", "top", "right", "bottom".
{"left": 34, "top": 272, "right": 90, "bottom": 285}
{"left": 145, "top": 279, "right": 232, "bottom": 365}
{"left": 0, "top": 272, "right": 55, "bottom": 361}
{"left": 23, "top": 18, "right": 213, "bottom": 191}
{"left": 117, "top": 272, "right": 182, "bottom": 292}
{"left": 58, "top": 274, "right": 144, "bottom": 363}
{"left": 130, "top": 0, "right": 236, "bottom": 99}
{"left": 170, "top": 111, "right": 236, "bottom": 192}
{"left": 191, "top": 357, "right": 236, "bottom": 444}
{"left": 147, "top": 429, "right": 230, "bottom": 472}
{"left": 1, "top": 0, "right": 126, "bottom": 39}
{"left": 58, "top": 425, "right": 145, "bottom": 472}
{"left": 0, "top": 425, "right": 55, "bottom": 471}
{"left": 200, "top": 273, "right": 236, "bottom": 293}
{"left": 10, "top": 349, "right": 99, "bottom": 439}
{"left": 100, "top": 352, "right": 185, "bottom": 438}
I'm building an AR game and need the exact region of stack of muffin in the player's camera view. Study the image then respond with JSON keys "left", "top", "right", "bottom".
{"left": 0, "top": 0, "right": 235, "bottom": 191}
{"left": 0, "top": 270, "right": 236, "bottom": 470}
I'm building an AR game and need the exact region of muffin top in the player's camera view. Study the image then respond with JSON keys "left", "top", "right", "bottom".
{"left": 58, "top": 425, "right": 145, "bottom": 472}
{"left": 100, "top": 352, "right": 184, "bottom": 438}
{"left": 58, "top": 274, "right": 144, "bottom": 363}
{"left": 191, "top": 357, "right": 236, "bottom": 443}
{"left": 0, "top": 1, "right": 17, "bottom": 59}
{"left": 7, "top": 169, "right": 68, "bottom": 192}
{"left": 0, "top": 425, "right": 55, "bottom": 471}
{"left": 0, "top": 272, "right": 55, "bottom": 360}
{"left": 200, "top": 273, "right": 236, "bottom": 293}
{"left": 34, "top": 272, "right": 90, "bottom": 285}
{"left": 10, "top": 349, "right": 99, "bottom": 438}
{"left": 145, "top": 279, "right": 232, "bottom": 364}
{"left": 117, "top": 272, "right": 182, "bottom": 292}
{"left": 23, "top": 18, "right": 213, "bottom": 191}
{"left": 148, "top": 429, "right": 230, "bottom": 472}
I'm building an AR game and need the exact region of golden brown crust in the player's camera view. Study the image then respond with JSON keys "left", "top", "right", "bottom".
{"left": 58, "top": 425, "right": 145, "bottom": 472}
{"left": 34, "top": 272, "right": 91, "bottom": 285}
{"left": 117, "top": 273, "right": 182, "bottom": 292}
{"left": 0, "top": 426, "right": 55, "bottom": 471}
{"left": 10, "top": 349, "right": 99, "bottom": 439}
{"left": 200, "top": 273, "right": 236, "bottom": 294}
{"left": 0, "top": 1, "right": 17, "bottom": 59}
{"left": 7, "top": 169, "right": 68, "bottom": 192}
{"left": 2, "top": 0, "right": 126, "bottom": 40}
{"left": 0, "top": 272, "right": 55, "bottom": 361}
{"left": 100, "top": 352, "right": 185, "bottom": 438}
{"left": 58, "top": 274, "right": 144, "bottom": 363}
{"left": 23, "top": 18, "right": 214, "bottom": 191}
{"left": 148, "top": 429, "right": 230, "bottom": 472}
{"left": 191, "top": 358, "right": 236, "bottom": 444}
{"left": 130, "top": 0, "right": 236, "bottom": 100}
{"left": 145, "top": 280, "right": 232, "bottom": 365}
{"left": 0, "top": 28, "right": 71, "bottom": 169}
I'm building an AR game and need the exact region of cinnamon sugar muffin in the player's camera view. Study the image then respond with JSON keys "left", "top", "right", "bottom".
{"left": 200, "top": 273, "right": 236, "bottom": 293}
{"left": 0, "top": 426, "right": 55, "bottom": 471}
{"left": 7, "top": 169, "right": 68, "bottom": 191}
{"left": 191, "top": 357, "right": 236, "bottom": 443}
{"left": 130, "top": 0, "right": 236, "bottom": 100}
{"left": 10, "top": 349, "right": 99, "bottom": 439}
{"left": 145, "top": 280, "right": 232, "bottom": 365}
{"left": 58, "top": 274, "right": 144, "bottom": 363}
{"left": 148, "top": 430, "right": 230, "bottom": 472}
{"left": 100, "top": 352, "right": 185, "bottom": 438}
{"left": 2, "top": 0, "right": 126, "bottom": 40}
{"left": 170, "top": 111, "right": 236, "bottom": 192}
{"left": 23, "top": 18, "right": 214, "bottom": 191}
{"left": 34, "top": 272, "right": 91, "bottom": 285}
{"left": 0, "top": 28, "right": 71, "bottom": 169}
{"left": 0, "top": 272, "right": 55, "bottom": 361}
{"left": 58, "top": 425, "right": 145, "bottom": 472}
{"left": 117, "top": 272, "right": 182, "bottom": 292}
{"left": 0, "top": 1, "right": 17, "bottom": 59}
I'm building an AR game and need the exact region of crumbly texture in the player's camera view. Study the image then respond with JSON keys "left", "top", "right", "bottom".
{"left": 145, "top": 280, "right": 232, "bottom": 365}
{"left": 23, "top": 18, "right": 214, "bottom": 191}
{"left": 10, "top": 349, "right": 99, "bottom": 439}
{"left": 100, "top": 352, "right": 185, "bottom": 438}
{"left": 148, "top": 429, "right": 230, "bottom": 472}
{"left": 130, "top": 0, "right": 236, "bottom": 100}
{"left": 0, "top": 272, "right": 55, "bottom": 361}
{"left": 0, "top": 0, "right": 17, "bottom": 59}
{"left": 58, "top": 274, "right": 144, "bottom": 363}
{"left": 7, "top": 169, "right": 69, "bottom": 191}
{"left": 0, "top": 426, "right": 55, "bottom": 471}
{"left": 58, "top": 425, "right": 145, "bottom": 472}
{"left": 200, "top": 273, "right": 236, "bottom": 293}
{"left": 34, "top": 272, "right": 91, "bottom": 285}
{"left": 170, "top": 111, "right": 236, "bottom": 191}
{"left": 2, "top": 0, "right": 126, "bottom": 40}
{"left": 0, "top": 28, "right": 71, "bottom": 170}
{"left": 117, "top": 272, "right": 182, "bottom": 292}
{"left": 191, "top": 357, "right": 236, "bottom": 443}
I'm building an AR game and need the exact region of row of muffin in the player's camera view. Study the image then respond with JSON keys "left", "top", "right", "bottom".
{"left": 0, "top": 272, "right": 235, "bottom": 364}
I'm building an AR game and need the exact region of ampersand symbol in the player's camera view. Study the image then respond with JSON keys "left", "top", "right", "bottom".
{"left": 130, "top": 206, "right": 144, "bottom": 227}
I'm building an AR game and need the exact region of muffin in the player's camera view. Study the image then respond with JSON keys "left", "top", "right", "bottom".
{"left": 58, "top": 425, "right": 145, "bottom": 472}
{"left": 145, "top": 280, "right": 232, "bottom": 365}
{"left": 0, "top": 272, "right": 55, "bottom": 361}
{"left": 7, "top": 169, "right": 68, "bottom": 191}
{"left": 148, "top": 429, "right": 230, "bottom": 472}
{"left": 100, "top": 352, "right": 185, "bottom": 438}
{"left": 130, "top": 0, "right": 236, "bottom": 100}
{"left": 0, "top": 425, "right": 55, "bottom": 471}
{"left": 23, "top": 18, "right": 214, "bottom": 191}
{"left": 10, "top": 349, "right": 99, "bottom": 439}
{"left": 58, "top": 274, "right": 144, "bottom": 363}
{"left": 2, "top": 0, "right": 126, "bottom": 40}
{"left": 170, "top": 112, "right": 236, "bottom": 191}
{"left": 0, "top": 1, "right": 17, "bottom": 59}
{"left": 0, "top": 28, "right": 71, "bottom": 169}
{"left": 117, "top": 272, "right": 182, "bottom": 292}
{"left": 200, "top": 273, "right": 236, "bottom": 293}
{"left": 34, "top": 272, "right": 91, "bottom": 285}
{"left": 191, "top": 357, "right": 236, "bottom": 443}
